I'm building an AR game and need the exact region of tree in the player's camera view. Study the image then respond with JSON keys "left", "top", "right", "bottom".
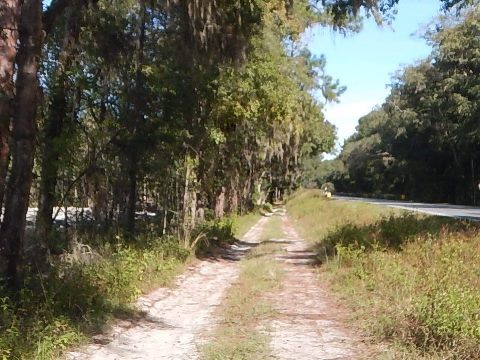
{"left": 4, "top": 0, "right": 466, "bottom": 288}
{"left": 322, "top": 6, "right": 480, "bottom": 204}
{"left": 0, "top": 1, "right": 21, "bottom": 216}
{"left": 0, "top": 0, "right": 43, "bottom": 289}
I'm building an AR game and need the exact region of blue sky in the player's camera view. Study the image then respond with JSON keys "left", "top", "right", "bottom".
{"left": 305, "top": 0, "right": 443, "bottom": 157}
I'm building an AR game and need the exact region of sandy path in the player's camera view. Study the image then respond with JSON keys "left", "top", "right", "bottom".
{"left": 266, "top": 215, "right": 376, "bottom": 360}
{"left": 66, "top": 217, "right": 269, "bottom": 360}
{"left": 65, "top": 214, "right": 375, "bottom": 360}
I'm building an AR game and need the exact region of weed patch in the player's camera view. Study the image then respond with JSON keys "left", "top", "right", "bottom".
{"left": 288, "top": 189, "right": 480, "bottom": 359}
{"left": 0, "top": 236, "right": 189, "bottom": 359}
{"left": 0, "top": 212, "right": 263, "bottom": 359}
{"left": 202, "top": 255, "right": 282, "bottom": 360}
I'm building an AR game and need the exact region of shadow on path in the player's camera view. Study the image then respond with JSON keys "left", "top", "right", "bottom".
{"left": 263, "top": 213, "right": 376, "bottom": 359}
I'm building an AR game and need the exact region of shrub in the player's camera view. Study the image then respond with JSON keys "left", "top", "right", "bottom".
{"left": 191, "top": 217, "right": 236, "bottom": 254}
{"left": 322, "top": 213, "right": 464, "bottom": 254}
{"left": 287, "top": 189, "right": 480, "bottom": 358}
{"left": 321, "top": 182, "right": 335, "bottom": 193}
{"left": 0, "top": 234, "right": 190, "bottom": 359}
{"left": 262, "top": 203, "right": 274, "bottom": 213}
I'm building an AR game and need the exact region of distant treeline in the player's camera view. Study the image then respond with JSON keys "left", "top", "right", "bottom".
{"left": 315, "top": 7, "right": 480, "bottom": 205}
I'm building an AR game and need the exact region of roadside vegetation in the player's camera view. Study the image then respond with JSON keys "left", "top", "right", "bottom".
{"left": 1, "top": 3, "right": 342, "bottom": 356}
{"left": 312, "top": 7, "right": 480, "bottom": 206}
{"left": 288, "top": 189, "right": 480, "bottom": 359}
{"left": 0, "top": 233, "right": 189, "bottom": 359}
{"left": 0, "top": 0, "right": 474, "bottom": 358}
{"left": 0, "top": 215, "right": 250, "bottom": 360}
{"left": 202, "top": 217, "right": 284, "bottom": 360}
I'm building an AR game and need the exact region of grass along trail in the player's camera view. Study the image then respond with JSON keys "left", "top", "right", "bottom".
{"left": 202, "top": 216, "right": 285, "bottom": 359}
{"left": 203, "top": 212, "right": 374, "bottom": 359}
{"left": 287, "top": 190, "right": 480, "bottom": 358}
{"left": 66, "top": 217, "right": 268, "bottom": 360}
{"left": 263, "top": 215, "right": 376, "bottom": 360}
{"left": 66, "top": 211, "right": 376, "bottom": 360}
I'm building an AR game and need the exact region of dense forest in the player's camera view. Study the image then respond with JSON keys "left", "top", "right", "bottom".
{"left": 0, "top": 0, "right": 370, "bottom": 291}
{"left": 0, "top": 1, "right": 412, "bottom": 289}
{"left": 315, "top": 3, "right": 480, "bottom": 205}
{"left": 0, "top": 0, "right": 473, "bottom": 357}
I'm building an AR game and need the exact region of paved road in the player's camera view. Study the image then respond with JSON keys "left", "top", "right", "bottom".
{"left": 334, "top": 196, "right": 480, "bottom": 221}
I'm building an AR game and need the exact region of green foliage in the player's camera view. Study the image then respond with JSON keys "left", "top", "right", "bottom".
{"left": 415, "top": 286, "right": 480, "bottom": 347}
{"left": 6, "top": 0, "right": 470, "bottom": 356}
{"left": 323, "top": 213, "right": 464, "bottom": 253}
{"left": 317, "top": 8, "right": 480, "bottom": 205}
{"left": 286, "top": 188, "right": 393, "bottom": 244}
{"left": 261, "top": 203, "right": 274, "bottom": 213}
{"left": 287, "top": 189, "right": 480, "bottom": 358}
{"left": 191, "top": 217, "right": 237, "bottom": 254}
{"left": 208, "top": 43, "right": 337, "bottom": 198}
{"left": 0, "top": 235, "right": 189, "bottom": 359}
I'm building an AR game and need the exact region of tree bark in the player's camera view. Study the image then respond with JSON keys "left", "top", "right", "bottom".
{"left": 121, "top": 0, "right": 147, "bottom": 234}
{"left": 0, "top": 0, "right": 21, "bottom": 217}
{"left": 181, "top": 154, "right": 198, "bottom": 239}
{"left": 36, "top": 5, "right": 80, "bottom": 250}
{"left": 227, "top": 169, "right": 239, "bottom": 214}
{"left": 123, "top": 151, "right": 138, "bottom": 233}
{"left": 214, "top": 186, "right": 226, "bottom": 219}
{"left": 0, "top": 0, "right": 43, "bottom": 289}
{"left": 91, "top": 170, "right": 108, "bottom": 227}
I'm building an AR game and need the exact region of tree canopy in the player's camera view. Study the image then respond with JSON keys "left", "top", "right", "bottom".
{"left": 0, "top": 0, "right": 474, "bottom": 286}
{"left": 316, "top": 5, "right": 480, "bottom": 204}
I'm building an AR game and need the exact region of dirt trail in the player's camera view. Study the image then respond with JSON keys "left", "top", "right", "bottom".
{"left": 66, "top": 217, "right": 269, "bottom": 360}
{"left": 265, "top": 215, "right": 376, "bottom": 360}
{"left": 66, "top": 214, "right": 374, "bottom": 360}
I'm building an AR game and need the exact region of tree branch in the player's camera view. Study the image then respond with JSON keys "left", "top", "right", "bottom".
{"left": 42, "top": 0, "right": 70, "bottom": 36}
{"left": 43, "top": 0, "right": 98, "bottom": 36}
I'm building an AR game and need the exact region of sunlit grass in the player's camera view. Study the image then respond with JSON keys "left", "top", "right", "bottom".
{"left": 258, "top": 215, "right": 284, "bottom": 242}
{"left": 202, "top": 247, "right": 282, "bottom": 360}
{"left": 202, "top": 216, "right": 285, "bottom": 360}
{"left": 287, "top": 189, "right": 480, "bottom": 359}
{"left": 286, "top": 189, "right": 397, "bottom": 245}
{"left": 0, "top": 212, "right": 260, "bottom": 360}
{"left": 232, "top": 212, "right": 262, "bottom": 239}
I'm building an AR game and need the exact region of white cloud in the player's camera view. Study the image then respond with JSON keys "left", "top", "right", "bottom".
{"left": 322, "top": 100, "right": 380, "bottom": 159}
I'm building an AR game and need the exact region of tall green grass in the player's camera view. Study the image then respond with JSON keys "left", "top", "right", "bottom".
{"left": 0, "top": 235, "right": 190, "bottom": 360}
{"left": 0, "top": 215, "right": 243, "bottom": 360}
{"left": 287, "top": 189, "right": 480, "bottom": 359}
{"left": 287, "top": 189, "right": 396, "bottom": 244}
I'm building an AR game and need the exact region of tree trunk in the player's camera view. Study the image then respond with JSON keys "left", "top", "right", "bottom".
{"left": 0, "top": 0, "right": 43, "bottom": 289}
{"left": 36, "top": 104, "right": 63, "bottom": 252}
{"left": 123, "top": 152, "right": 138, "bottom": 233}
{"left": 36, "top": 79, "right": 67, "bottom": 252}
{"left": 0, "top": 0, "right": 21, "bottom": 217}
{"left": 181, "top": 154, "right": 198, "bottom": 239}
{"left": 121, "top": 0, "right": 147, "bottom": 234}
{"left": 227, "top": 187, "right": 238, "bottom": 214}
{"left": 214, "top": 186, "right": 226, "bottom": 219}
{"left": 36, "top": 6, "right": 80, "bottom": 250}
{"left": 227, "top": 169, "right": 239, "bottom": 214}
{"left": 91, "top": 169, "right": 108, "bottom": 227}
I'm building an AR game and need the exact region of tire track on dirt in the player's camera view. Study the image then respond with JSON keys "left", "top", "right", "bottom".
{"left": 265, "top": 215, "right": 377, "bottom": 360}
{"left": 66, "top": 217, "right": 269, "bottom": 360}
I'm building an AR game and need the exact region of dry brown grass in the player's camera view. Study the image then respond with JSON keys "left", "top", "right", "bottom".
{"left": 202, "top": 217, "right": 284, "bottom": 360}
{"left": 287, "top": 189, "right": 480, "bottom": 359}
